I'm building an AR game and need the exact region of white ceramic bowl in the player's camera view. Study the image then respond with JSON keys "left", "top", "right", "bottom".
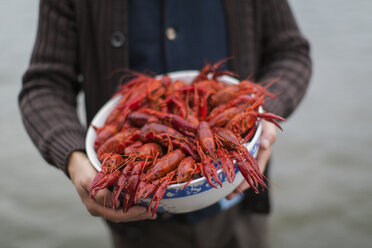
{"left": 86, "top": 71, "right": 262, "bottom": 214}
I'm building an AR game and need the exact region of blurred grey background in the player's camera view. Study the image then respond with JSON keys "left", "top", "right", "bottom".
{"left": 1, "top": 0, "right": 371, "bottom": 247}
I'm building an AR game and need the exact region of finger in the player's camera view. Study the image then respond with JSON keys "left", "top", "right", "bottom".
{"left": 85, "top": 200, "right": 155, "bottom": 223}
{"left": 78, "top": 181, "right": 155, "bottom": 222}
{"left": 124, "top": 206, "right": 158, "bottom": 221}
{"left": 79, "top": 179, "right": 119, "bottom": 209}
{"left": 94, "top": 188, "right": 114, "bottom": 208}
{"left": 259, "top": 120, "right": 277, "bottom": 150}
{"left": 225, "top": 180, "right": 250, "bottom": 200}
{"left": 257, "top": 121, "right": 277, "bottom": 172}
{"left": 256, "top": 147, "right": 272, "bottom": 173}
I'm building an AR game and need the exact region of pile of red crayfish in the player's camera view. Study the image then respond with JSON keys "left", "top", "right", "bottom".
{"left": 89, "top": 61, "right": 285, "bottom": 215}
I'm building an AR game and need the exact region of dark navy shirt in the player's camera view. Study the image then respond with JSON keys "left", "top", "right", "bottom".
{"left": 128, "top": 0, "right": 236, "bottom": 223}
{"left": 128, "top": 0, "right": 229, "bottom": 74}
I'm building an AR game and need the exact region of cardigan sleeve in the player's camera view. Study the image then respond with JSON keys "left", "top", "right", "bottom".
{"left": 18, "top": 0, "right": 86, "bottom": 175}
{"left": 257, "top": 0, "right": 312, "bottom": 118}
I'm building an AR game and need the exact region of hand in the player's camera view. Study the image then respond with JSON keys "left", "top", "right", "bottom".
{"left": 67, "top": 151, "right": 155, "bottom": 223}
{"left": 225, "top": 120, "right": 277, "bottom": 200}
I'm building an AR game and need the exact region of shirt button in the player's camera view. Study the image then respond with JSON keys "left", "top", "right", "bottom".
{"left": 111, "top": 31, "right": 125, "bottom": 48}
{"left": 165, "top": 27, "right": 177, "bottom": 40}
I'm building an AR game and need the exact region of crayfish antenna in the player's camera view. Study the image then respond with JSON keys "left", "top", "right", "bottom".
{"left": 90, "top": 123, "right": 99, "bottom": 132}
{"left": 180, "top": 178, "right": 193, "bottom": 190}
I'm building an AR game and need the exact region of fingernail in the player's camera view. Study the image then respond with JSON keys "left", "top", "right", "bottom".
{"left": 261, "top": 138, "right": 270, "bottom": 149}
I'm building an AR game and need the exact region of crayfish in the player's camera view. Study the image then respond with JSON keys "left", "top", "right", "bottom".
{"left": 89, "top": 60, "right": 285, "bottom": 216}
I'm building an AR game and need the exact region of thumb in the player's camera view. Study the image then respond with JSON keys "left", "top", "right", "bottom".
{"left": 259, "top": 120, "right": 277, "bottom": 150}
{"left": 256, "top": 120, "right": 277, "bottom": 172}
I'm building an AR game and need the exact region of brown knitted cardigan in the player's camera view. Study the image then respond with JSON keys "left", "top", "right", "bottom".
{"left": 19, "top": 0, "right": 311, "bottom": 179}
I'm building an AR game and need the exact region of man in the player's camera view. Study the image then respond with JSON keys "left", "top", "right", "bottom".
{"left": 19, "top": 0, "right": 311, "bottom": 247}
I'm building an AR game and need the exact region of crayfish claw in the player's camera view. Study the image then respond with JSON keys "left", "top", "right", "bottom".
{"left": 200, "top": 160, "right": 222, "bottom": 189}
{"left": 147, "top": 171, "right": 175, "bottom": 216}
